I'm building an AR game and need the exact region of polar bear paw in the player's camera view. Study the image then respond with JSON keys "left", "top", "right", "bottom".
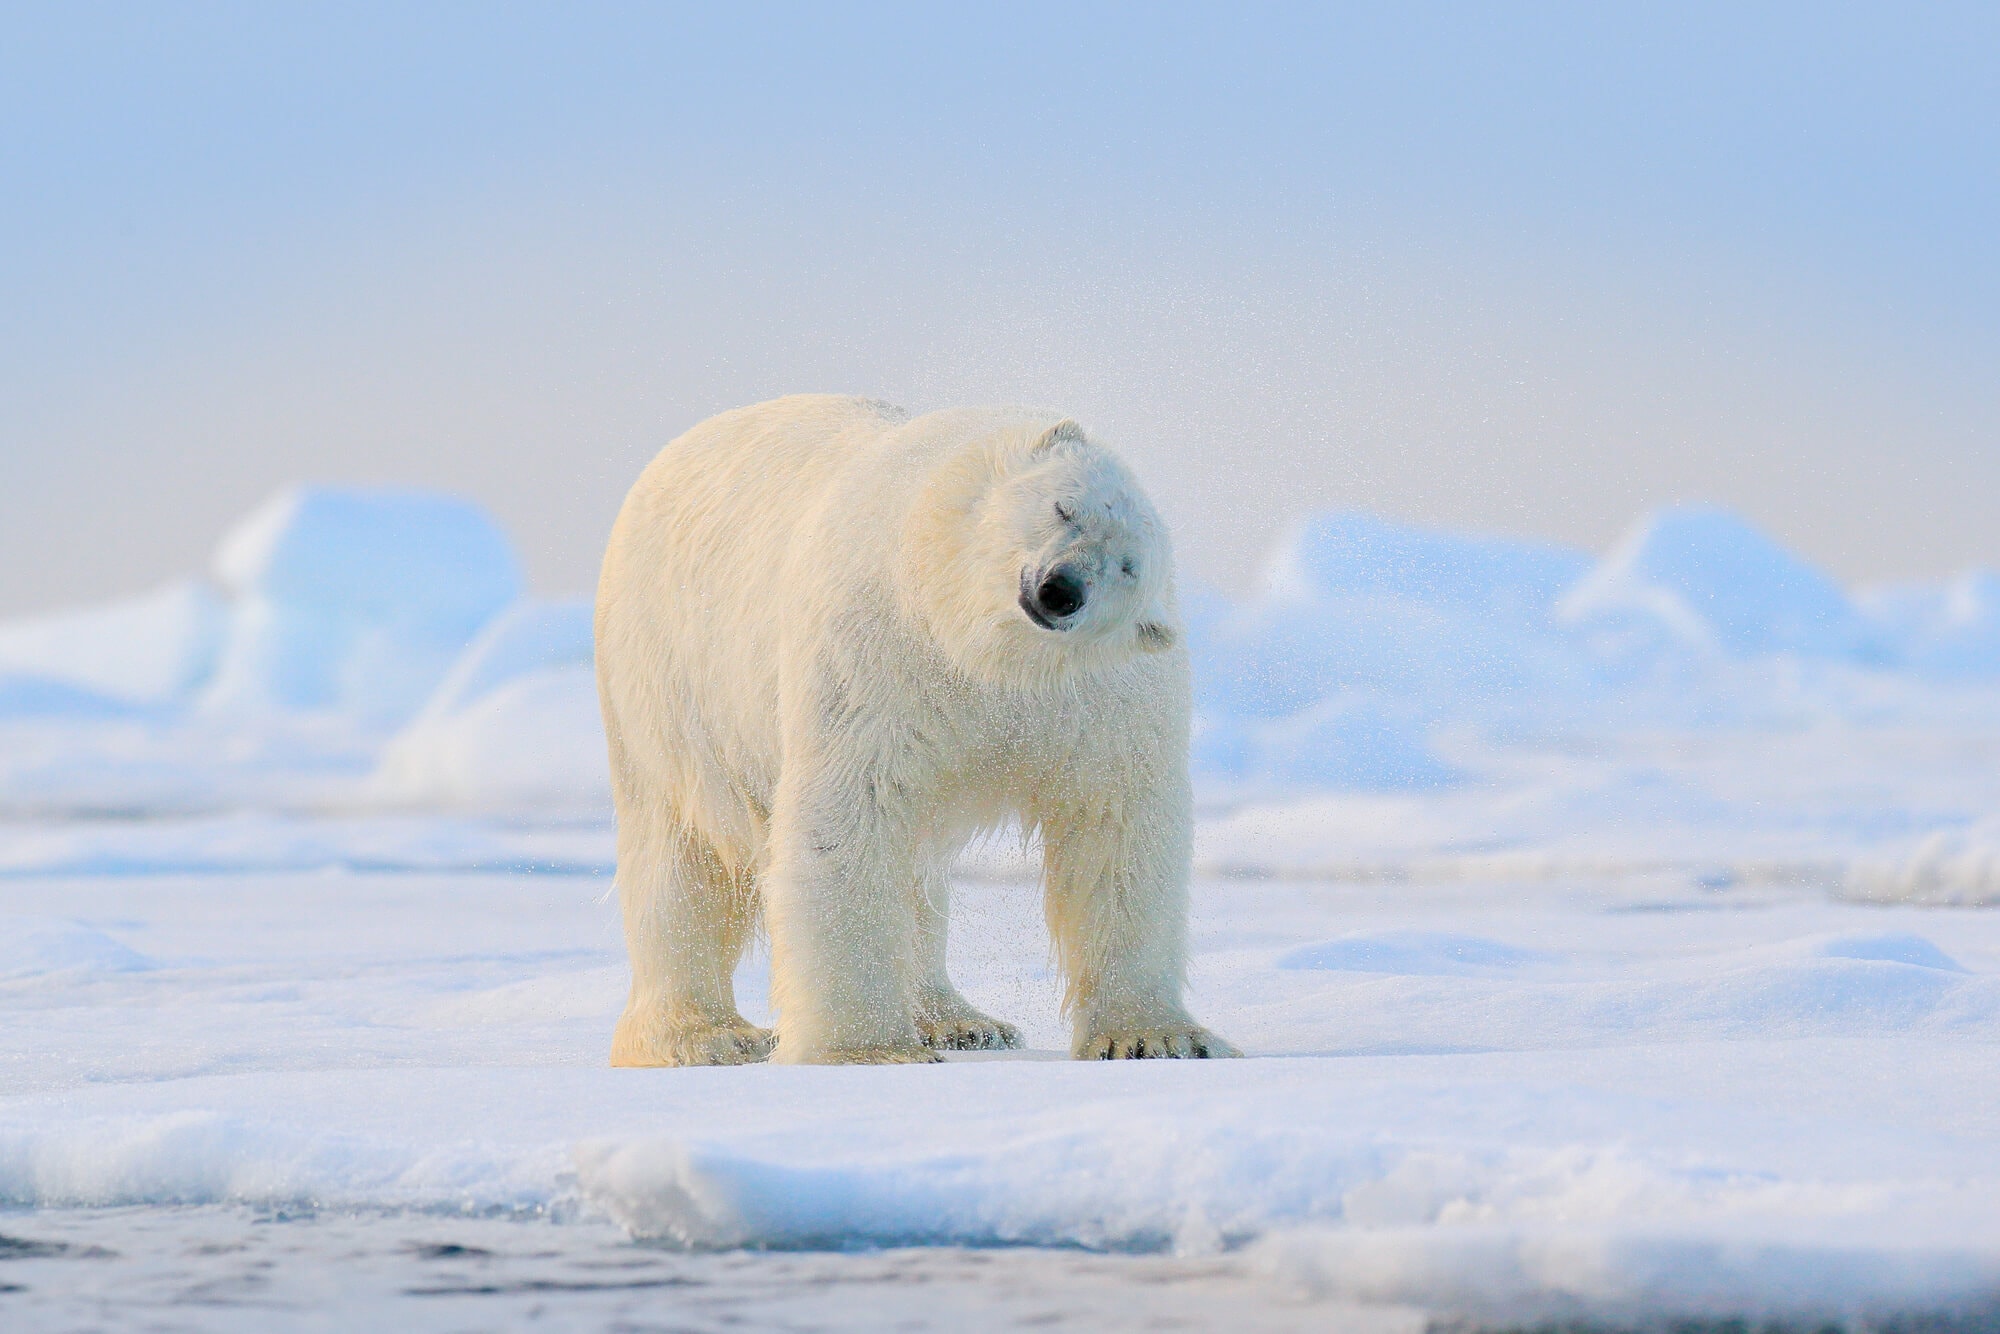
{"left": 917, "top": 1010, "right": 1024, "bottom": 1052}
{"left": 610, "top": 1011, "right": 774, "bottom": 1067}
{"left": 1075, "top": 1023, "right": 1242, "bottom": 1060}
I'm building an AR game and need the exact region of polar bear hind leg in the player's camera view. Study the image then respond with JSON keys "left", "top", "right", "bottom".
{"left": 610, "top": 779, "right": 771, "bottom": 1067}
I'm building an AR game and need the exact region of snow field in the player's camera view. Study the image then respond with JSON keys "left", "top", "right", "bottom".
{"left": 4, "top": 868, "right": 2000, "bottom": 1322}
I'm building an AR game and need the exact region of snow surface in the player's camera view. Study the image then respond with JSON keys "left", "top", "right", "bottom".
{"left": 4, "top": 489, "right": 2000, "bottom": 1324}
{"left": 5, "top": 869, "right": 2000, "bottom": 1326}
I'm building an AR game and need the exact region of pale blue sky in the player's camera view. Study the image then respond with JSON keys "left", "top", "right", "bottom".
{"left": 4, "top": 3, "right": 1996, "bottom": 613}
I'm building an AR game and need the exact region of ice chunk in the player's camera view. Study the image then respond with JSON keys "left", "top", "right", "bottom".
{"left": 1560, "top": 507, "right": 1879, "bottom": 661}
{"left": 202, "top": 487, "right": 523, "bottom": 725}
{"left": 0, "top": 581, "right": 225, "bottom": 706}
{"left": 370, "top": 600, "right": 606, "bottom": 811}
{"left": 413, "top": 599, "right": 594, "bottom": 719}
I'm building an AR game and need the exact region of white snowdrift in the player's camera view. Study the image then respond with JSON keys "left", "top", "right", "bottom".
{"left": 0, "top": 1108, "right": 565, "bottom": 1214}
{"left": 1860, "top": 569, "right": 2000, "bottom": 680}
{"left": 1560, "top": 505, "right": 1882, "bottom": 662}
{"left": 1841, "top": 814, "right": 2000, "bottom": 906}
{"left": 370, "top": 600, "right": 607, "bottom": 810}
{"left": 0, "top": 580, "right": 225, "bottom": 709}
{"left": 1194, "top": 512, "right": 1593, "bottom": 724}
{"left": 1258, "top": 1225, "right": 2000, "bottom": 1325}
{"left": 0, "top": 916, "right": 154, "bottom": 978}
{"left": 368, "top": 667, "right": 607, "bottom": 811}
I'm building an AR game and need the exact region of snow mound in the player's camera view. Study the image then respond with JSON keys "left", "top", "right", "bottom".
{"left": 1261, "top": 511, "right": 1591, "bottom": 613}
{"left": 0, "top": 581, "right": 226, "bottom": 707}
{"left": 1560, "top": 506, "right": 1879, "bottom": 660}
{"left": 1258, "top": 1225, "right": 2000, "bottom": 1325}
{"left": 0, "top": 918, "right": 152, "bottom": 978}
{"left": 414, "top": 599, "right": 593, "bottom": 718}
{"left": 573, "top": 1104, "right": 2000, "bottom": 1311}
{"left": 1859, "top": 570, "right": 2000, "bottom": 679}
{"left": 202, "top": 487, "right": 522, "bottom": 725}
{"left": 370, "top": 668, "right": 606, "bottom": 811}
{"left": 1199, "top": 514, "right": 1592, "bottom": 719}
{"left": 1189, "top": 515, "right": 1594, "bottom": 790}
{"left": 1842, "top": 816, "right": 2000, "bottom": 905}
{"left": 1815, "top": 933, "right": 1965, "bottom": 971}
{"left": 0, "top": 1111, "right": 559, "bottom": 1212}
{"left": 371, "top": 600, "right": 607, "bottom": 811}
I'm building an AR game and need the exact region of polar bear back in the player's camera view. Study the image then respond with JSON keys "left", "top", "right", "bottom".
{"left": 596, "top": 395, "right": 912, "bottom": 859}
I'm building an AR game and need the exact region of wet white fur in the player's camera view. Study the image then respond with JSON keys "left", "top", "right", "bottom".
{"left": 597, "top": 395, "right": 1237, "bottom": 1065}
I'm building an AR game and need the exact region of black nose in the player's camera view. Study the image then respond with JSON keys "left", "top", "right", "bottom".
{"left": 1035, "top": 567, "right": 1087, "bottom": 620}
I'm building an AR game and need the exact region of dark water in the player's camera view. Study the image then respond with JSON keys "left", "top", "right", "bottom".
{"left": 0, "top": 1207, "right": 1395, "bottom": 1333}
{"left": 10, "top": 1209, "right": 2000, "bottom": 1334}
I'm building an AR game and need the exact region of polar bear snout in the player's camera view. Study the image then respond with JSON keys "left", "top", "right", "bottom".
{"left": 1020, "top": 564, "right": 1089, "bottom": 630}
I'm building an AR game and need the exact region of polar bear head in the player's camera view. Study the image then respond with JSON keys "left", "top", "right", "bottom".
{"left": 901, "top": 414, "right": 1180, "bottom": 687}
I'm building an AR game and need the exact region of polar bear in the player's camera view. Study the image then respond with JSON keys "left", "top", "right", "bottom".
{"left": 597, "top": 395, "right": 1237, "bottom": 1065}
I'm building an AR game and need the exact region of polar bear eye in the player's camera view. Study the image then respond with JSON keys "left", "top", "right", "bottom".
{"left": 1053, "top": 502, "right": 1076, "bottom": 525}
{"left": 1121, "top": 558, "right": 1137, "bottom": 578}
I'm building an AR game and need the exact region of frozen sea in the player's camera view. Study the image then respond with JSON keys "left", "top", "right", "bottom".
{"left": 8, "top": 488, "right": 2000, "bottom": 1329}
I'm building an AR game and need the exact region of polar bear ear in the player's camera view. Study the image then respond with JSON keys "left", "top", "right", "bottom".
{"left": 1135, "top": 613, "right": 1177, "bottom": 652}
{"left": 1032, "top": 419, "right": 1088, "bottom": 453}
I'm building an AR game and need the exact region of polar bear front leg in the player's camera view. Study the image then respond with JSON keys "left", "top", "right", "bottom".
{"left": 764, "top": 751, "right": 940, "bottom": 1065}
{"left": 911, "top": 869, "right": 1022, "bottom": 1052}
{"left": 1041, "top": 778, "right": 1241, "bottom": 1060}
